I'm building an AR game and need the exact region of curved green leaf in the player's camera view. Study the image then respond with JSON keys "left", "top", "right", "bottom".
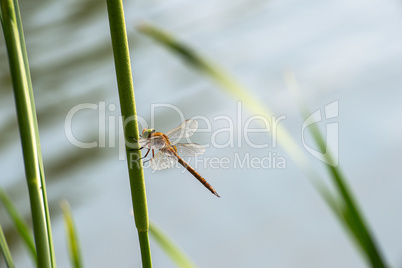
{"left": 0, "top": 223, "right": 15, "bottom": 268}
{"left": 150, "top": 222, "right": 196, "bottom": 268}
{"left": 60, "top": 201, "right": 83, "bottom": 268}
{"left": 0, "top": 187, "right": 37, "bottom": 263}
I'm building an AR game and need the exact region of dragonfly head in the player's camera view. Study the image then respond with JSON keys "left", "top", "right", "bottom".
{"left": 142, "top": 128, "right": 155, "bottom": 139}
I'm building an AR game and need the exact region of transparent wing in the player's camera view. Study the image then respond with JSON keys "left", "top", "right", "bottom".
{"left": 175, "top": 143, "right": 205, "bottom": 156}
{"left": 166, "top": 120, "right": 198, "bottom": 142}
{"left": 138, "top": 138, "right": 149, "bottom": 149}
{"left": 150, "top": 150, "right": 177, "bottom": 170}
{"left": 139, "top": 136, "right": 167, "bottom": 150}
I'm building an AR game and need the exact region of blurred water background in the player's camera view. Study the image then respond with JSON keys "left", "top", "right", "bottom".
{"left": 1, "top": 0, "right": 402, "bottom": 267}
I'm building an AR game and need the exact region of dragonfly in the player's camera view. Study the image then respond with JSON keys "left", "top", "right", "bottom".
{"left": 137, "top": 120, "right": 220, "bottom": 198}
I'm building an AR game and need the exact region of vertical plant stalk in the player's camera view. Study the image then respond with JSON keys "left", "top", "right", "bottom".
{"left": 106, "top": 1, "right": 152, "bottom": 267}
{"left": 0, "top": 223, "right": 15, "bottom": 268}
{"left": 0, "top": 0, "right": 56, "bottom": 267}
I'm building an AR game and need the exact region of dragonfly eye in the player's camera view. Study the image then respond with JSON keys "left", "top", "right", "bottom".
{"left": 141, "top": 128, "right": 147, "bottom": 137}
{"left": 142, "top": 128, "right": 155, "bottom": 139}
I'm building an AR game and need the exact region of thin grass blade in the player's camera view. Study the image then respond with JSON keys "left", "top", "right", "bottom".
{"left": 149, "top": 222, "right": 197, "bottom": 268}
{"left": 0, "top": 223, "right": 15, "bottom": 268}
{"left": 0, "top": 188, "right": 37, "bottom": 263}
{"left": 285, "top": 71, "right": 387, "bottom": 267}
{"left": 60, "top": 201, "right": 83, "bottom": 268}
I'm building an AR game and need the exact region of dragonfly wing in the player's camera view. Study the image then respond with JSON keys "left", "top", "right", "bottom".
{"left": 140, "top": 136, "right": 167, "bottom": 150}
{"left": 148, "top": 136, "right": 167, "bottom": 149}
{"left": 175, "top": 143, "right": 205, "bottom": 156}
{"left": 138, "top": 138, "right": 149, "bottom": 149}
{"left": 166, "top": 120, "right": 198, "bottom": 142}
{"left": 150, "top": 150, "right": 177, "bottom": 170}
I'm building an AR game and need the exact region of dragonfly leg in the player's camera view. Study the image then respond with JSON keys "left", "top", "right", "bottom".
{"left": 143, "top": 151, "right": 152, "bottom": 164}
{"left": 131, "top": 149, "right": 150, "bottom": 162}
{"left": 141, "top": 150, "right": 154, "bottom": 164}
{"left": 142, "top": 149, "right": 150, "bottom": 159}
{"left": 127, "top": 136, "right": 143, "bottom": 151}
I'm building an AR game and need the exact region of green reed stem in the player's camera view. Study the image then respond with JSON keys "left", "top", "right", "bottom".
{"left": 106, "top": 1, "right": 152, "bottom": 267}
{"left": 0, "top": 0, "right": 56, "bottom": 267}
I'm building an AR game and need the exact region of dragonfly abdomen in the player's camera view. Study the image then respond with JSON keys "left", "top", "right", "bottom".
{"left": 174, "top": 152, "right": 220, "bottom": 198}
